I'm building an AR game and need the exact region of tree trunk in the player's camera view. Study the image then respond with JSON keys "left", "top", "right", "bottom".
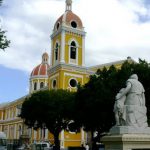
{"left": 54, "top": 131, "right": 60, "bottom": 150}
{"left": 91, "top": 131, "right": 97, "bottom": 150}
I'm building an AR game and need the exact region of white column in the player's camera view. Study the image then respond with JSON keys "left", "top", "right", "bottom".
{"left": 30, "top": 128, "right": 32, "bottom": 142}
{"left": 31, "top": 81, "right": 34, "bottom": 93}
{"left": 14, "top": 124, "right": 17, "bottom": 139}
{"left": 60, "top": 30, "right": 65, "bottom": 63}
{"left": 29, "top": 80, "right": 32, "bottom": 93}
{"left": 76, "top": 47, "right": 78, "bottom": 65}
{"left": 34, "top": 130, "right": 37, "bottom": 141}
{"left": 82, "top": 36, "right": 85, "bottom": 66}
{"left": 45, "top": 129, "right": 48, "bottom": 140}
{"left": 81, "top": 128, "right": 85, "bottom": 145}
{"left": 37, "top": 79, "right": 40, "bottom": 90}
{"left": 28, "top": 128, "right": 31, "bottom": 137}
{"left": 16, "top": 108, "right": 18, "bottom": 118}
{"left": 39, "top": 128, "right": 41, "bottom": 140}
{"left": 51, "top": 40, "right": 53, "bottom": 66}
{"left": 1, "top": 111, "right": 3, "bottom": 120}
{"left": 7, "top": 125, "right": 10, "bottom": 139}
{"left": 60, "top": 130, "right": 64, "bottom": 148}
{"left": 12, "top": 108, "right": 14, "bottom": 119}
{"left": 8, "top": 109, "right": 10, "bottom": 119}
{"left": 85, "top": 132, "right": 88, "bottom": 143}
{"left": 16, "top": 125, "right": 19, "bottom": 139}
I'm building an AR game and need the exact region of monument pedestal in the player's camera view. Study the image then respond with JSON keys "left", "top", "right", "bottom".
{"left": 101, "top": 134, "right": 150, "bottom": 150}
{"left": 110, "top": 126, "right": 150, "bottom": 134}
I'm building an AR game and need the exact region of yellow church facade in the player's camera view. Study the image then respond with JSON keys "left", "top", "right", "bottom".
{"left": 0, "top": 0, "right": 133, "bottom": 148}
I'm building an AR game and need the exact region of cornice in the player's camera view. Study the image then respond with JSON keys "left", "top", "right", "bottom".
{"left": 30, "top": 75, "right": 48, "bottom": 80}
{"left": 88, "top": 58, "right": 136, "bottom": 70}
{"left": 51, "top": 25, "right": 86, "bottom": 39}
{"left": 0, "top": 117, "right": 22, "bottom": 124}
{"left": 0, "top": 95, "right": 28, "bottom": 109}
{"left": 48, "top": 63, "right": 89, "bottom": 75}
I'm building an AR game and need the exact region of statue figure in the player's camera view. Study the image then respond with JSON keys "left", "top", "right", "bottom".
{"left": 114, "top": 74, "right": 148, "bottom": 128}
{"left": 114, "top": 88, "right": 126, "bottom": 126}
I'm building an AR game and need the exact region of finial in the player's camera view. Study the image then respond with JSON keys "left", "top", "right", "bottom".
{"left": 66, "top": 0, "right": 72, "bottom": 11}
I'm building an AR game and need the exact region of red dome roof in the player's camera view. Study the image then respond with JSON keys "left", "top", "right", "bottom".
{"left": 31, "top": 52, "right": 50, "bottom": 77}
{"left": 31, "top": 63, "right": 49, "bottom": 77}
{"left": 54, "top": 11, "right": 83, "bottom": 30}
{"left": 31, "top": 63, "right": 50, "bottom": 77}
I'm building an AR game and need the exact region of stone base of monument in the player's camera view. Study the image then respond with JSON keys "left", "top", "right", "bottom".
{"left": 110, "top": 126, "right": 150, "bottom": 134}
{"left": 101, "top": 126, "right": 150, "bottom": 150}
{"left": 101, "top": 134, "right": 150, "bottom": 150}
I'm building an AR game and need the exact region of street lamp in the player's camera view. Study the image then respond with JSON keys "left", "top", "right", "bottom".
{"left": 42, "top": 123, "right": 46, "bottom": 141}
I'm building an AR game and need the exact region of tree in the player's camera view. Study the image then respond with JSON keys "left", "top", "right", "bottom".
{"left": 0, "top": 0, "right": 3, "bottom": 6}
{"left": 0, "top": 29, "right": 10, "bottom": 50}
{"left": 75, "top": 66, "right": 118, "bottom": 149}
{"left": 75, "top": 59, "right": 150, "bottom": 148}
{"left": 0, "top": 0, "right": 10, "bottom": 50}
{"left": 20, "top": 89, "right": 75, "bottom": 150}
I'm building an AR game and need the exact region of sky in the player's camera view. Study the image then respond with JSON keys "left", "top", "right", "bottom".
{"left": 0, "top": 0, "right": 150, "bottom": 103}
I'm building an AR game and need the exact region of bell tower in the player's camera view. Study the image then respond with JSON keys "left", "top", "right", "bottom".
{"left": 49, "top": 0, "right": 88, "bottom": 92}
{"left": 50, "top": 0, "right": 86, "bottom": 67}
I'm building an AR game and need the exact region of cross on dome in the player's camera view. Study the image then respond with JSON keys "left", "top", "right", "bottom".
{"left": 66, "top": 0, "right": 72, "bottom": 11}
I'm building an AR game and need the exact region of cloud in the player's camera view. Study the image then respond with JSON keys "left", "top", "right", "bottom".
{"left": 0, "top": 0, "right": 150, "bottom": 73}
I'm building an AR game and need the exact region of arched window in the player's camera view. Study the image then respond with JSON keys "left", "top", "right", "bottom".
{"left": 34, "top": 82, "right": 37, "bottom": 90}
{"left": 40, "top": 82, "right": 44, "bottom": 89}
{"left": 70, "top": 41, "right": 76, "bottom": 59}
{"left": 52, "top": 79, "right": 57, "bottom": 89}
{"left": 55, "top": 43, "right": 59, "bottom": 61}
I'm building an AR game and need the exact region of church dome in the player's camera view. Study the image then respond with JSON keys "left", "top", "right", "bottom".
{"left": 54, "top": 0, "right": 83, "bottom": 31}
{"left": 31, "top": 52, "right": 50, "bottom": 77}
{"left": 54, "top": 11, "right": 83, "bottom": 30}
{"left": 31, "top": 64, "right": 49, "bottom": 77}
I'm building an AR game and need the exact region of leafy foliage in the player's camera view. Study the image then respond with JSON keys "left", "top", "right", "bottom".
{"left": 0, "top": 1, "right": 10, "bottom": 51}
{"left": 0, "top": 0, "right": 3, "bottom": 6}
{"left": 20, "top": 89, "right": 75, "bottom": 150}
{"left": 0, "top": 29, "right": 10, "bottom": 50}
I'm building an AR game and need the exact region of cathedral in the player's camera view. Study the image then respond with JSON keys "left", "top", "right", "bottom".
{"left": 0, "top": 0, "right": 132, "bottom": 148}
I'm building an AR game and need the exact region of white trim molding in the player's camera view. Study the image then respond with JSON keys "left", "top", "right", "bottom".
{"left": 50, "top": 40, "right": 53, "bottom": 65}
{"left": 64, "top": 72, "right": 83, "bottom": 89}
{"left": 60, "top": 30, "right": 65, "bottom": 63}
{"left": 82, "top": 36, "right": 85, "bottom": 66}
{"left": 60, "top": 130, "right": 65, "bottom": 148}
{"left": 53, "top": 40, "right": 60, "bottom": 66}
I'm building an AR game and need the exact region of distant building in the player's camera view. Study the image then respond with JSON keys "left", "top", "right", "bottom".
{"left": 0, "top": 0, "right": 133, "bottom": 148}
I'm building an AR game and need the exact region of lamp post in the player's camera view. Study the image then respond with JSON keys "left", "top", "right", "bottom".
{"left": 42, "top": 123, "right": 46, "bottom": 141}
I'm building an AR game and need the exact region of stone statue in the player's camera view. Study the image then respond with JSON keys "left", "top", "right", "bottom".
{"left": 103, "top": 74, "right": 150, "bottom": 150}
{"left": 114, "top": 88, "right": 126, "bottom": 126}
{"left": 114, "top": 74, "right": 148, "bottom": 129}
